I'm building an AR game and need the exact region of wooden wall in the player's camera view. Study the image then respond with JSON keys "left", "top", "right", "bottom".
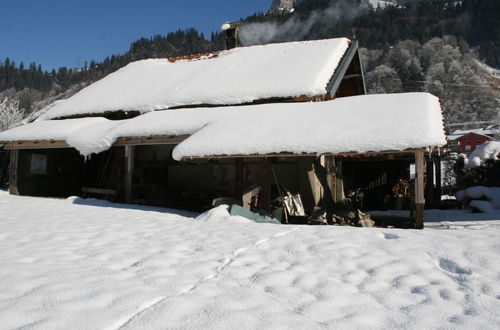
{"left": 15, "top": 149, "right": 84, "bottom": 197}
{"left": 12, "top": 147, "right": 125, "bottom": 199}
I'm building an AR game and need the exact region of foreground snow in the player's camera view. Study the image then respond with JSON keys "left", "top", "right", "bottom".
{"left": 0, "top": 191, "right": 499, "bottom": 329}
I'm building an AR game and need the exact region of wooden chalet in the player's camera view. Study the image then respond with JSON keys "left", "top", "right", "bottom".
{"left": 0, "top": 34, "right": 446, "bottom": 228}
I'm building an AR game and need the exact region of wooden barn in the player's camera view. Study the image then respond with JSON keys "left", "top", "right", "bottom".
{"left": 0, "top": 36, "right": 446, "bottom": 228}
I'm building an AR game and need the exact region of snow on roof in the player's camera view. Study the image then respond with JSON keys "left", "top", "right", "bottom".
{"left": 449, "top": 128, "right": 496, "bottom": 140}
{"left": 172, "top": 93, "right": 445, "bottom": 160}
{"left": 38, "top": 38, "right": 351, "bottom": 120}
{"left": 0, "top": 93, "right": 446, "bottom": 159}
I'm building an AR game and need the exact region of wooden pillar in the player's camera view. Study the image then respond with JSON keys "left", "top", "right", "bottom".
{"left": 260, "top": 158, "right": 272, "bottom": 212}
{"left": 235, "top": 158, "right": 243, "bottom": 201}
{"left": 334, "top": 158, "right": 344, "bottom": 203}
{"left": 434, "top": 156, "right": 442, "bottom": 206}
{"left": 415, "top": 151, "right": 425, "bottom": 229}
{"left": 124, "top": 145, "right": 134, "bottom": 204}
{"left": 316, "top": 156, "right": 334, "bottom": 214}
{"left": 9, "top": 150, "right": 19, "bottom": 195}
{"left": 325, "top": 156, "right": 335, "bottom": 195}
{"left": 425, "top": 158, "right": 434, "bottom": 208}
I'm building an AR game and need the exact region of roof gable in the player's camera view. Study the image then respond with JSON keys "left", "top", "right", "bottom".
{"left": 457, "top": 132, "right": 494, "bottom": 140}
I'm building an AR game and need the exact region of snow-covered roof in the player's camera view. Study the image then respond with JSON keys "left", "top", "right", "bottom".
{"left": 38, "top": 38, "right": 351, "bottom": 120}
{"left": 449, "top": 128, "right": 496, "bottom": 140}
{"left": 0, "top": 93, "right": 446, "bottom": 159}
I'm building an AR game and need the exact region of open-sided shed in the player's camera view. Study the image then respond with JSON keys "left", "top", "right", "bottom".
{"left": 0, "top": 93, "right": 446, "bottom": 227}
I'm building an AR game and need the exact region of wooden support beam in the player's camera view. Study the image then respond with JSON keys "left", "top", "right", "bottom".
{"left": 9, "top": 150, "right": 19, "bottom": 195}
{"left": 325, "top": 156, "right": 336, "bottom": 206}
{"left": 415, "top": 151, "right": 425, "bottom": 229}
{"left": 124, "top": 145, "right": 134, "bottom": 204}
{"left": 334, "top": 158, "right": 344, "bottom": 203}
{"left": 2, "top": 135, "right": 189, "bottom": 150}
{"left": 4, "top": 140, "right": 69, "bottom": 149}
{"left": 181, "top": 148, "right": 439, "bottom": 161}
{"left": 425, "top": 158, "right": 434, "bottom": 208}
{"left": 114, "top": 135, "right": 188, "bottom": 146}
{"left": 235, "top": 158, "right": 243, "bottom": 202}
{"left": 260, "top": 158, "right": 272, "bottom": 212}
{"left": 341, "top": 74, "right": 363, "bottom": 80}
{"left": 434, "top": 156, "right": 442, "bottom": 206}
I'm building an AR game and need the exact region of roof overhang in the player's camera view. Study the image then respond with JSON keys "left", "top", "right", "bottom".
{"left": 179, "top": 147, "right": 434, "bottom": 161}
{"left": 0, "top": 93, "right": 447, "bottom": 160}
{"left": 2, "top": 135, "right": 189, "bottom": 150}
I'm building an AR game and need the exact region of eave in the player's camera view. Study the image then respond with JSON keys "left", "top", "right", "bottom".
{"left": 1, "top": 135, "right": 189, "bottom": 150}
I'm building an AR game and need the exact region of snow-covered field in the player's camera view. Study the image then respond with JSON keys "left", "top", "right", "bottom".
{"left": 1, "top": 190, "right": 499, "bottom": 329}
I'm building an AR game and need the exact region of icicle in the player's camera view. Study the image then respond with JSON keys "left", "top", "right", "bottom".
{"left": 426, "top": 146, "right": 431, "bottom": 159}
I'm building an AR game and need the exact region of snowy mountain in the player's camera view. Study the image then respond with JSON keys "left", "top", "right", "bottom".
{"left": 270, "top": 0, "right": 296, "bottom": 13}
{"left": 365, "top": 0, "right": 396, "bottom": 9}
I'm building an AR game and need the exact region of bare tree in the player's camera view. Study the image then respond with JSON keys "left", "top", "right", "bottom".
{"left": 0, "top": 97, "right": 23, "bottom": 132}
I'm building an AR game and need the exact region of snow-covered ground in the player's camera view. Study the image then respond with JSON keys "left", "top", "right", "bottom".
{"left": 1, "top": 190, "right": 499, "bottom": 329}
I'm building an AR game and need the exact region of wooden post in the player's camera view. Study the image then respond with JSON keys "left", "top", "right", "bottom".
{"left": 415, "top": 151, "right": 425, "bottom": 229}
{"left": 425, "top": 158, "right": 434, "bottom": 208}
{"left": 9, "top": 150, "right": 19, "bottom": 195}
{"left": 334, "top": 158, "right": 344, "bottom": 203}
{"left": 235, "top": 158, "right": 243, "bottom": 202}
{"left": 434, "top": 156, "right": 442, "bottom": 206}
{"left": 124, "top": 145, "right": 134, "bottom": 204}
{"left": 308, "top": 159, "right": 323, "bottom": 208}
{"left": 260, "top": 158, "right": 271, "bottom": 211}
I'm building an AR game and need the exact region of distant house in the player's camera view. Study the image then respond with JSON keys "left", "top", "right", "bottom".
{"left": 448, "top": 126, "right": 496, "bottom": 153}
{"left": 0, "top": 32, "right": 446, "bottom": 228}
{"left": 456, "top": 132, "right": 494, "bottom": 153}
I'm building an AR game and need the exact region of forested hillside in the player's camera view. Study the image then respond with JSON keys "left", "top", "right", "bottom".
{"left": 0, "top": 0, "right": 498, "bottom": 127}
{"left": 245, "top": 0, "right": 499, "bottom": 67}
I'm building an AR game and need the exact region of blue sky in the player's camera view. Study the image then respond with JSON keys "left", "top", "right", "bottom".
{"left": 0, "top": 0, "right": 271, "bottom": 71}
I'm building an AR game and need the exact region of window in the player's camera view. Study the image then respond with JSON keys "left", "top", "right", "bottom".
{"left": 465, "top": 139, "right": 471, "bottom": 144}
{"left": 465, "top": 145, "right": 471, "bottom": 151}
{"left": 477, "top": 138, "right": 482, "bottom": 144}
{"left": 30, "top": 154, "right": 47, "bottom": 175}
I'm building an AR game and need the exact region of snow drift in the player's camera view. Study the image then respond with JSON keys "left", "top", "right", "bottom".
{"left": 455, "top": 186, "right": 500, "bottom": 213}
{"left": 463, "top": 141, "right": 500, "bottom": 168}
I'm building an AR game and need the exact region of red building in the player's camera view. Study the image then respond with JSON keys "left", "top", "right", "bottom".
{"left": 456, "top": 132, "right": 494, "bottom": 153}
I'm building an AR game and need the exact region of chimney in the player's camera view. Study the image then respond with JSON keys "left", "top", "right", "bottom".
{"left": 221, "top": 22, "right": 241, "bottom": 50}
